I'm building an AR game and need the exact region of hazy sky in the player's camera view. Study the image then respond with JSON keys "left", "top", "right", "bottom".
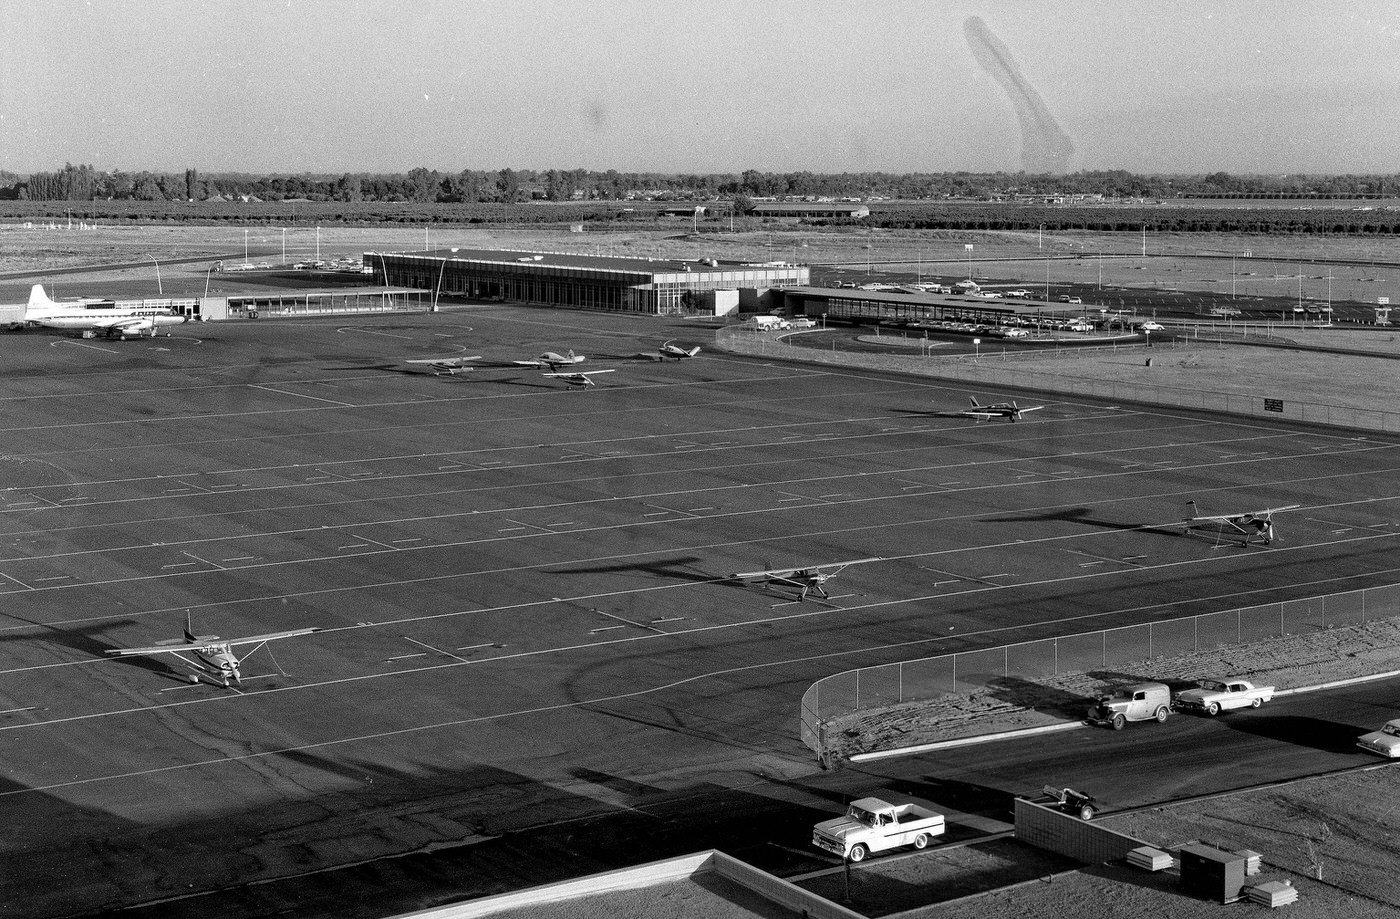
{"left": 3, "top": 0, "right": 1398, "bottom": 176}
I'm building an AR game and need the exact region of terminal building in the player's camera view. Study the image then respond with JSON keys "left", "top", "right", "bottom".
{"left": 368, "top": 248, "right": 809, "bottom": 316}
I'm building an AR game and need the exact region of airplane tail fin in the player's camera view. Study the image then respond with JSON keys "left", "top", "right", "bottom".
{"left": 184, "top": 611, "right": 196, "bottom": 643}
{"left": 25, "top": 284, "right": 56, "bottom": 317}
{"left": 686, "top": 346, "right": 701, "bottom": 357}
{"left": 969, "top": 397, "right": 981, "bottom": 408}
{"left": 567, "top": 349, "right": 575, "bottom": 362}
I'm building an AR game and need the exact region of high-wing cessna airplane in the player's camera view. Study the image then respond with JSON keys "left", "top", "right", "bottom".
{"left": 542, "top": 369, "right": 614, "bottom": 389}
{"left": 731, "top": 557, "right": 883, "bottom": 601}
{"left": 659, "top": 339, "right": 701, "bottom": 359}
{"left": 107, "top": 616, "right": 321, "bottom": 686}
{"left": 1184, "top": 500, "right": 1301, "bottom": 546}
{"left": 404, "top": 355, "right": 483, "bottom": 375}
{"left": 937, "top": 396, "right": 1045, "bottom": 423}
{"left": 514, "top": 349, "right": 585, "bottom": 370}
{"left": 16, "top": 284, "right": 191, "bottom": 339}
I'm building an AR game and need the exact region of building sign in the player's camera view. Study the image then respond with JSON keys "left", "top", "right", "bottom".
{"left": 1264, "top": 399, "right": 1284, "bottom": 413}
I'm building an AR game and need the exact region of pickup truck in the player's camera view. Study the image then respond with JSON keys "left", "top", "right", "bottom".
{"left": 812, "top": 797, "right": 945, "bottom": 862}
{"left": 1173, "top": 677, "right": 1274, "bottom": 716}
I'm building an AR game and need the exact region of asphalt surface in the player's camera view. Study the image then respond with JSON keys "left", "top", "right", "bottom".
{"left": 2, "top": 306, "right": 1398, "bottom": 917}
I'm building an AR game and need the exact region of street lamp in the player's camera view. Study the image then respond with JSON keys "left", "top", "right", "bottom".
{"left": 148, "top": 255, "right": 163, "bottom": 295}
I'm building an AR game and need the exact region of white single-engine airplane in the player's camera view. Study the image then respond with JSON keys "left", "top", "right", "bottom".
{"left": 404, "top": 355, "right": 483, "bottom": 375}
{"left": 16, "top": 284, "right": 191, "bottom": 339}
{"left": 543, "top": 369, "right": 614, "bottom": 389}
{"left": 514, "top": 349, "right": 585, "bottom": 370}
{"left": 659, "top": 339, "right": 701, "bottom": 359}
{"left": 107, "top": 615, "right": 321, "bottom": 686}
{"left": 1183, "top": 500, "right": 1301, "bottom": 547}
{"left": 731, "top": 557, "right": 883, "bottom": 601}
{"left": 937, "top": 396, "right": 1045, "bottom": 423}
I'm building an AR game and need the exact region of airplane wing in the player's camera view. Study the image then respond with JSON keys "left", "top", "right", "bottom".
{"left": 406, "top": 356, "right": 482, "bottom": 368}
{"left": 933, "top": 410, "right": 994, "bottom": 421}
{"left": 222, "top": 627, "right": 322, "bottom": 647}
{"left": 1017, "top": 405, "right": 1046, "bottom": 414}
{"left": 107, "top": 641, "right": 210, "bottom": 657}
{"left": 732, "top": 557, "right": 882, "bottom": 580}
{"left": 809, "top": 556, "right": 884, "bottom": 573}
{"left": 1186, "top": 504, "right": 1301, "bottom": 523}
{"left": 542, "top": 370, "right": 614, "bottom": 378}
{"left": 511, "top": 359, "right": 546, "bottom": 367}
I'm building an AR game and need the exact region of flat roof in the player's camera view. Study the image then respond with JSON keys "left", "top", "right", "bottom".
{"left": 382, "top": 248, "right": 800, "bottom": 276}
{"left": 783, "top": 286, "right": 1085, "bottom": 316}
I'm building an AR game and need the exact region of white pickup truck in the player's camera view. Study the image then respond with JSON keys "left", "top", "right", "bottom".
{"left": 812, "top": 797, "right": 945, "bottom": 862}
{"left": 1173, "top": 677, "right": 1275, "bottom": 716}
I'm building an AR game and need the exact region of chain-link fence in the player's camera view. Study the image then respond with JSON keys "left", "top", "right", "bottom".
{"left": 716, "top": 326, "right": 1400, "bottom": 434}
{"left": 800, "top": 582, "right": 1400, "bottom": 758}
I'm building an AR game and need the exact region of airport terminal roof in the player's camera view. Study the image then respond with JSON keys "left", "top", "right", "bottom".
{"left": 386, "top": 248, "right": 798, "bottom": 276}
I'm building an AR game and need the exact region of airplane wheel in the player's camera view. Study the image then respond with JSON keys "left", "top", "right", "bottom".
{"left": 188, "top": 674, "right": 200, "bottom": 684}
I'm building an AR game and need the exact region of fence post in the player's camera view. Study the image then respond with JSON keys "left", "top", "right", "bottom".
{"left": 899, "top": 661, "right": 904, "bottom": 704}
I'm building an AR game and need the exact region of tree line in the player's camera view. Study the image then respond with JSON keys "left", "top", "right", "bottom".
{"left": 5, "top": 163, "right": 1398, "bottom": 204}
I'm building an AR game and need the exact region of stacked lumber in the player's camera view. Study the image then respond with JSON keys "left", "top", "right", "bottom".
{"left": 1246, "top": 880, "right": 1299, "bottom": 907}
{"left": 1126, "top": 846, "right": 1173, "bottom": 871}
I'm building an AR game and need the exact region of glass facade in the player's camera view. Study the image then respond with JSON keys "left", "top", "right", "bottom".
{"left": 377, "top": 253, "right": 809, "bottom": 316}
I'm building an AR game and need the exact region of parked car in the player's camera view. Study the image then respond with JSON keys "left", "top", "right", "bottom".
{"left": 1357, "top": 719, "right": 1400, "bottom": 757}
{"left": 1173, "top": 677, "right": 1274, "bottom": 716}
{"left": 1137, "top": 321, "right": 1165, "bottom": 332}
{"left": 1086, "top": 682, "right": 1172, "bottom": 730}
{"left": 811, "top": 797, "right": 946, "bottom": 862}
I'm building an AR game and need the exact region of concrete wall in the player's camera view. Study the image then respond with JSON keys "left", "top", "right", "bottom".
{"left": 1015, "top": 799, "right": 1148, "bottom": 864}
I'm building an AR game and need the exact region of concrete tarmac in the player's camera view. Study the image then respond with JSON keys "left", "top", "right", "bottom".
{"left": 1, "top": 306, "right": 1396, "bottom": 917}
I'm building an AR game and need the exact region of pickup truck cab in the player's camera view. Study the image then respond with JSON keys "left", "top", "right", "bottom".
{"left": 812, "top": 797, "right": 945, "bottom": 862}
{"left": 1173, "top": 677, "right": 1274, "bottom": 716}
{"left": 1087, "top": 682, "right": 1172, "bottom": 730}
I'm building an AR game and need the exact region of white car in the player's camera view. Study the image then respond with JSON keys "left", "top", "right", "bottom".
{"left": 788, "top": 317, "right": 818, "bottom": 329}
{"left": 1357, "top": 719, "right": 1400, "bottom": 757}
{"left": 1137, "top": 321, "right": 1165, "bottom": 332}
{"left": 1067, "top": 321, "right": 1093, "bottom": 333}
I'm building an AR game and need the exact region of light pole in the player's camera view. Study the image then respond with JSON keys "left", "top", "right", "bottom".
{"left": 432, "top": 248, "right": 459, "bottom": 313}
{"left": 243, "top": 229, "right": 249, "bottom": 264}
{"left": 281, "top": 228, "right": 287, "bottom": 266}
{"left": 148, "top": 255, "right": 163, "bottom": 295}
{"left": 965, "top": 243, "right": 973, "bottom": 280}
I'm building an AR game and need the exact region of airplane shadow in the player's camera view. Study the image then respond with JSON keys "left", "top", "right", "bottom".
{"left": 986, "top": 507, "right": 1186, "bottom": 538}
{"left": 0, "top": 619, "right": 180, "bottom": 683}
{"left": 547, "top": 554, "right": 720, "bottom": 585}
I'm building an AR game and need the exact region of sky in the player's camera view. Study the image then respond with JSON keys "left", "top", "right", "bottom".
{"left": 2, "top": 0, "right": 1399, "bottom": 177}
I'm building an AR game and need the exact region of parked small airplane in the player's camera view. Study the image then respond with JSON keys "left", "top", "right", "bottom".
{"left": 543, "top": 369, "right": 614, "bottom": 389}
{"left": 731, "top": 557, "right": 883, "bottom": 601}
{"left": 404, "top": 355, "right": 483, "bottom": 375}
{"left": 107, "top": 615, "right": 321, "bottom": 686}
{"left": 937, "top": 396, "right": 1045, "bottom": 423}
{"left": 659, "top": 339, "right": 701, "bottom": 359}
{"left": 514, "top": 349, "right": 585, "bottom": 370}
{"left": 15, "top": 284, "right": 191, "bottom": 339}
{"left": 1184, "top": 501, "right": 1301, "bottom": 546}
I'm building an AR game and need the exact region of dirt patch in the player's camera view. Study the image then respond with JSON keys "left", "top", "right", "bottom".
{"left": 824, "top": 618, "right": 1400, "bottom": 761}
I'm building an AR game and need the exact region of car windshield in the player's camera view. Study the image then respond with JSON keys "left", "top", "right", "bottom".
{"left": 1201, "top": 680, "right": 1227, "bottom": 692}
{"left": 848, "top": 806, "right": 879, "bottom": 826}
{"left": 1384, "top": 724, "right": 1400, "bottom": 737}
